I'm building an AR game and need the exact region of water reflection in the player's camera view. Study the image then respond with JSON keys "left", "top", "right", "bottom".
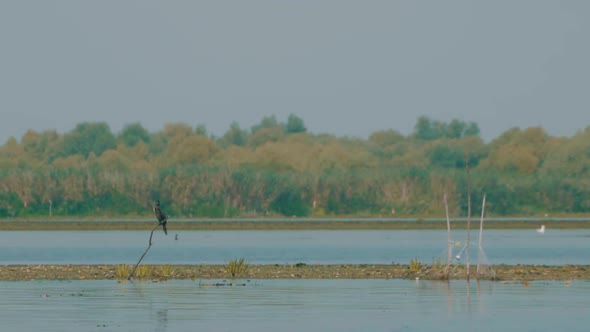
{"left": 125, "top": 280, "right": 169, "bottom": 332}
{"left": 155, "top": 309, "right": 168, "bottom": 332}
{"left": 1, "top": 279, "right": 590, "bottom": 331}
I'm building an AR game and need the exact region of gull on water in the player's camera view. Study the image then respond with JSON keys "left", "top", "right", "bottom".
{"left": 537, "top": 225, "right": 545, "bottom": 234}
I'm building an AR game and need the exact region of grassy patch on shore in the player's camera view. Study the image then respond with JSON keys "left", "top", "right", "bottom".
{"left": 2, "top": 264, "right": 589, "bottom": 281}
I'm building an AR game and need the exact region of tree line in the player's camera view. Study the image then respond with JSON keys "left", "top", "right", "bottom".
{"left": 1, "top": 114, "right": 589, "bottom": 218}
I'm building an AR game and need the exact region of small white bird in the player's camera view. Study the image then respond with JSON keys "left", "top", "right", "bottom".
{"left": 455, "top": 255, "right": 461, "bottom": 260}
{"left": 537, "top": 225, "right": 545, "bottom": 234}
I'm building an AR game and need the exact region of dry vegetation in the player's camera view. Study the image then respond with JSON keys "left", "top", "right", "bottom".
{"left": 1, "top": 264, "right": 589, "bottom": 281}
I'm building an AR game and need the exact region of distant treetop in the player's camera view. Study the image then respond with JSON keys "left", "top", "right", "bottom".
{"left": 414, "top": 116, "right": 479, "bottom": 140}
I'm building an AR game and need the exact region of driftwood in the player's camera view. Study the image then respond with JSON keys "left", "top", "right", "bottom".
{"left": 128, "top": 223, "right": 163, "bottom": 280}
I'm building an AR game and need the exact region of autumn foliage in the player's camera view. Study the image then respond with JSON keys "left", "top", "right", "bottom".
{"left": 1, "top": 115, "right": 589, "bottom": 218}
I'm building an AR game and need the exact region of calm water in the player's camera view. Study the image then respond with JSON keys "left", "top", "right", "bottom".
{"left": 0, "top": 229, "right": 589, "bottom": 265}
{"left": 0, "top": 279, "right": 589, "bottom": 332}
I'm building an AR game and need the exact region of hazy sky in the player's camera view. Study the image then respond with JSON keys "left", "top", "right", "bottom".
{"left": 1, "top": 1, "right": 589, "bottom": 143}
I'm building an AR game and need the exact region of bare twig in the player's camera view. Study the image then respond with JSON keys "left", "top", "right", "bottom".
{"left": 128, "top": 223, "right": 161, "bottom": 280}
{"left": 444, "top": 193, "right": 452, "bottom": 278}
{"left": 477, "top": 194, "right": 487, "bottom": 276}
{"left": 465, "top": 152, "right": 472, "bottom": 281}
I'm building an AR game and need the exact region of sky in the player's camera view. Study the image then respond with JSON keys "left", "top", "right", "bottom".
{"left": 1, "top": 1, "right": 589, "bottom": 143}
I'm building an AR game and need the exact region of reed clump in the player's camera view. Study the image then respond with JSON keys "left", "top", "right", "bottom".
{"left": 115, "top": 264, "right": 131, "bottom": 279}
{"left": 158, "top": 265, "right": 175, "bottom": 279}
{"left": 225, "top": 258, "right": 248, "bottom": 278}
{"left": 409, "top": 258, "right": 422, "bottom": 273}
{"left": 135, "top": 265, "right": 155, "bottom": 279}
{"left": 431, "top": 258, "right": 444, "bottom": 272}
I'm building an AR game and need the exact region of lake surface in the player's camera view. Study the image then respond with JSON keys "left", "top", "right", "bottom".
{"left": 1, "top": 279, "right": 589, "bottom": 332}
{"left": 0, "top": 229, "right": 589, "bottom": 265}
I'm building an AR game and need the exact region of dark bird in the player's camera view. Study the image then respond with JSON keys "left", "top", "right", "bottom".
{"left": 153, "top": 200, "right": 168, "bottom": 235}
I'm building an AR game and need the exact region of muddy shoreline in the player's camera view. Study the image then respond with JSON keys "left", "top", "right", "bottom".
{"left": 1, "top": 264, "right": 588, "bottom": 281}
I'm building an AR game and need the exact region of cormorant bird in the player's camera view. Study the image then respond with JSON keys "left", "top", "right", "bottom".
{"left": 153, "top": 200, "right": 168, "bottom": 235}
